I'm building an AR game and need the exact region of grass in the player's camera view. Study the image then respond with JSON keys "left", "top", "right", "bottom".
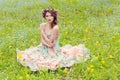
{"left": 0, "top": 0, "right": 120, "bottom": 80}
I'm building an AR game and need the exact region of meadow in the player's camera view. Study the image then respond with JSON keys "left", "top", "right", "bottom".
{"left": 0, "top": 0, "right": 120, "bottom": 80}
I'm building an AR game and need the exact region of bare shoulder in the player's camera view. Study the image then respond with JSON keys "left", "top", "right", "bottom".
{"left": 52, "top": 25, "right": 59, "bottom": 35}
{"left": 40, "top": 23, "right": 46, "bottom": 26}
{"left": 53, "top": 25, "right": 59, "bottom": 30}
{"left": 40, "top": 23, "right": 46, "bottom": 29}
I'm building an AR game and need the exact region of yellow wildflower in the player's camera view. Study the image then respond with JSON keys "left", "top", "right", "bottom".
{"left": 70, "top": 21, "right": 72, "bottom": 24}
{"left": 23, "top": 61, "right": 26, "bottom": 65}
{"left": 100, "top": 66, "right": 104, "bottom": 69}
{"left": 96, "top": 41, "right": 99, "bottom": 44}
{"left": 19, "top": 76, "right": 23, "bottom": 80}
{"left": 101, "top": 58, "right": 105, "bottom": 64}
{"left": 85, "top": 28, "right": 88, "bottom": 32}
{"left": 102, "top": 24, "right": 106, "bottom": 27}
{"left": 7, "top": 36, "right": 11, "bottom": 39}
{"left": 9, "top": 45, "right": 12, "bottom": 48}
{"left": 17, "top": 53, "right": 22, "bottom": 60}
{"left": 91, "top": 68, "right": 94, "bottom": 72}
{"left": 26, "top": 74, "right": 30, "bottom": 79}
{"left": 0, "top": 52, "right": 3, "bottom": 55}
{"left": 30, "top": 38, "right": 34, "bottom": 41}
{"left": 95, "top": 56, "right": 98, "bottom": 60}
{"left": 117, "top": 39, "right": 120, "bottom": 43}
{"left": 101, "top": 58, "right": 104, "bottom": 61}
{"left": 65, "top": 31, "right": 68, "bottom": 34}
{"left": 84, "top": 37, "right": 87, "bottom": 41}
{"left": 112, "top": 36, "right": 115, "bottom": 38}
{"left": 109, "top": 55, "right": 113, "bottom": 59}
{"left": 87, "top": 66, "right": 94, "bottom": 73}
{"left": 30, "top": 20, "right": 32, "bottom": 22}
{"left": 54, "top": 78, "right": 59, "bottom": 80}
{"left": 2, "top": 32, "right": 5, "bottom": 35}
{"left": 101, "top": 60, "right": 105, "bottom": 64}
{"left": 90, "top": 65, "right": 94, "bottom": 68}
{"left": 95, "top": 41, "right": 99, "bottom": 46}
{"left": 87, "top": 67, "right": 90, "bottom": 71}
{"left": 63, "top": 68, "right": 68, "bottom": 74}
{"left": 74, "top": 24, "right": 76, "bottom": 27}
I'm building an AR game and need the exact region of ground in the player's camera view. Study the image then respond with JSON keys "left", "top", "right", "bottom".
{"left": 0, "top": 0, "right": 120, "bottom": 80}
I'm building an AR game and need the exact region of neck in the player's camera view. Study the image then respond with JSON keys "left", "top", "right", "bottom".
{"left": 47, "top": 22, "right": 52, "bottom": 29}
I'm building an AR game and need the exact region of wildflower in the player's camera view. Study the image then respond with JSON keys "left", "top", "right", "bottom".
{"left": 96, "top": 41, "right": 99, "bottom": 44}
{"left": 101, "top": 58, "right": 105, "bottom": 64}
{"left": 7, "top": 36, "right": 11, "bottom": 39}
{"left": 23, "top": 61, "right": 26, "bottom": 65}
{"left": 90, "top": 65, "right": 94, "bottom": 68}
{"left": 70, "top": 21, "right": 72, "bottom": 24}
{"left": 0, "top": 52, "right": 3, "bottom": 55}
{"left": 63, "top": 68, "right": 68, "bottom": 74}
{"left": 101, "top": 58, "right": 104, "bottom": 61}
{"left": 85, "top": 28, "right": 88, "bottom": 32}
{"left": 101, "top": 60, "right": 105, "bottom": 64}
{"left": 84, "top": 37, "right": 87, "bottom": 41}
{"left": 95, "top": 56, "right": 98, "bottom": 60}
{"left": 65, "top": 31, "right": 68, "bottom": 34}
{"left": 17, "top": 53, "right": 22, "bottom": 60}
{"left": 102, "top": 24, "right": 106, "bottom": 27}
{"left": 109, "top": 55, "right": 113, "bottom": 59}
{"left": 26, "top": 74, "right": 30, "bottom": 79}
{"left": 9, "top": 45, "right": 12, "bottom": 48}
{"left": 2, "top": 32, "right": 5, "bottom": 35}
{"left": 95, "top": 41, "right": 99, "bottom": 46}
{"left": 100, "top": 66, "right": 104, "bottom": 69}
{"left": 91, "top": 68, "right": 94, "bottom": 72}
{"left": 117, "top": 39, "right": 120, "bottom": 43}
{"left": 54, "top": 78, "right": 59, "bottom": 80}
{"left": 19, "top": 76, "right": 23, "bottom": 80}
{"left": 30, "top": 20, "right": 32, "bottom": 22}
{"left": 112, "top": 36, "right": 115, "bottom": 38}
{"left": 87, "top": 67, "right": 90, "bottom": 71}
{"left": 74, "top": 24, "right": 76, "bottom": 27}
{"left": 87, "top": 66, "right": 94, "bottom": 73}
{"left": 39, "top": 71, "right": 42, "bottom": 75}
{"left": 30, "top": 38, "right": 34, "bottom": 41}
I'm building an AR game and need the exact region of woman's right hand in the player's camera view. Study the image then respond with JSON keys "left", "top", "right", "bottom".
{"left": 48, "top": 43, "right": 54, "bottom": 48}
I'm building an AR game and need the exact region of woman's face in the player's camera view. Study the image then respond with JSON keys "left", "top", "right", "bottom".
{"left": 45, "top": 12, "right": 54, "bottom": 23}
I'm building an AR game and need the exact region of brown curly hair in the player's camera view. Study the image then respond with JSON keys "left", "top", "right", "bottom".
{"left": 42, "top": 8, "right": 58, "bottom": 28}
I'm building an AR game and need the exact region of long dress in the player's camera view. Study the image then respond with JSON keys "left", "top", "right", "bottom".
{"left": 16, "top": 32, "right": 90, "bottom": 71}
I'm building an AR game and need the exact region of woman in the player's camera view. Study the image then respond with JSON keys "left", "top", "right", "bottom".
{"left": 16, "top": 8, "right": 90, "bottom": 71}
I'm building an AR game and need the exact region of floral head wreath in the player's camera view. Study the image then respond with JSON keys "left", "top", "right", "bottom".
{"left": 42, "top": 8, "right": 60, "bottom": 15}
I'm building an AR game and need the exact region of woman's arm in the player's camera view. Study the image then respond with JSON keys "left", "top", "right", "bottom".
{"left": 41, "top": 35, "right": 51, "bottom": 47}
{"left": 40, "top": 23, "right": 53, "bottom": 47}
{"left": 40, "top": 24, "right": 50, "bottom": 42}
{"left": 49, "top": 25, "right": 59, "bottom": 46}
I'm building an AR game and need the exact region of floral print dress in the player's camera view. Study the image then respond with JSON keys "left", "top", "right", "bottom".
{"left": 16, "top": 32, "right": 90, "bottom": 71}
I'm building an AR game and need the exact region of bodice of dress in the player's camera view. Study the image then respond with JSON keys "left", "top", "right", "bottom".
{"left": 45, "top": 31, "right": 59, "bottom": 41}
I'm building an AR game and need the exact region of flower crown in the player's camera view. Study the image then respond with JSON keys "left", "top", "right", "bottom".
{"left": 42, "top": 8, "right": 60, "bottom": 15}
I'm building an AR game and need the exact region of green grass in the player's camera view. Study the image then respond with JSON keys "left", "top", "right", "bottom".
{"left": 0, "top": 0, "right": 120, "bottom": 80}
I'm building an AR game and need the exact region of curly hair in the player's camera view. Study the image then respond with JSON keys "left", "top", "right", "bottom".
{"left": 42, "top": 8, "right": 58, "bottom": 28}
